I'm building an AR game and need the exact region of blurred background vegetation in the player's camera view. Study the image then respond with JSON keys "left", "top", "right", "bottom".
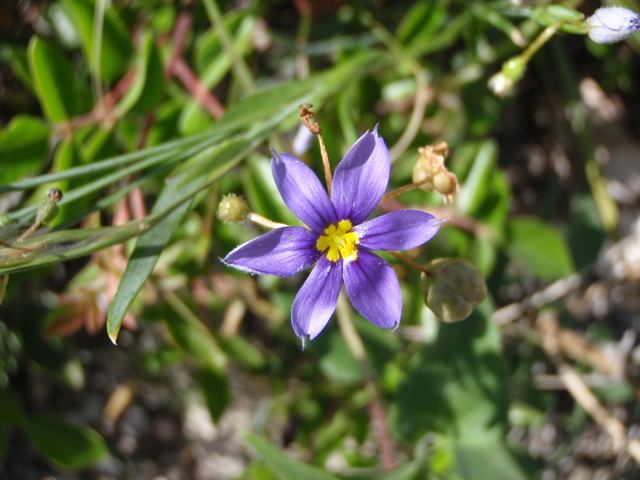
{"left": 2, "top": 0, "right": 640, "bottom": 478}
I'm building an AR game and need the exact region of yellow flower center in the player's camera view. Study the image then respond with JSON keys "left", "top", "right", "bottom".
{"left": 316, "top": 220, "right": 359, "bottom": 262}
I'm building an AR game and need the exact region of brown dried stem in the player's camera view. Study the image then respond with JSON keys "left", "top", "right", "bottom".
{"left": 387, "top": 251, "right": 430, "bottom": 275}
{"left": 299, "top": 103, "right": 332, "bottom": 195}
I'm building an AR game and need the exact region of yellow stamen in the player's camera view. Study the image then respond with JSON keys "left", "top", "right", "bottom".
{"left": 316, "top": 219, "right": 359, "bottom": 262}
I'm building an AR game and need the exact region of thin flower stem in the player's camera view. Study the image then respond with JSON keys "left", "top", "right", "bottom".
{"left": 172, "top": 57, "right": 225, "bottom": 119}
{"left": 380, "top": 179, "right": 430, "bottom": 204}
{"left": 387, "top": 251, "right": 430, "bottom": 276}
{"left": 336, "top": 292, "right": 368, "bottom": 365}
{"left": 317, "top": 133, "right": 332, "bottom": 196}
{"left": 336, "top": 291, "right": 396, "bottom": 470}
{"left": 201, "top": 0, "right": 256, "bottom": 94}
{"left": 248, "top": 213, "right": 288, "bottom": 230}
{"left": 91, "top": 0, "right": 107, "bottom": 105}
{"left": 521, "top": 23, "right": 561, "bottom": 64}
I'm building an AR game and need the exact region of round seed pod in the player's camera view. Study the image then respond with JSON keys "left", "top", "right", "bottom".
{"left": 217, "top": 194, "right": 250, "bottom": 223}
{"left": 420, "top": 258, "right": 487, "bottom": 323}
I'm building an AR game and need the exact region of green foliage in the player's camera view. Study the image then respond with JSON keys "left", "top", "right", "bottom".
{"left": 27, "top": 36, "right": 78, "bottom": 121}
{"left": 0, "top": 116, "right": 49, "bottom": 184}
{"left": 22, "top": 414, "right": 108, "bottom": 468}
{"left": 0, "top": 0, "right": 635, "bottom": 477}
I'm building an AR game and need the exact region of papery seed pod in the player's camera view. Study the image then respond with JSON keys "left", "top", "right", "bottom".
{"left": 421, "top": 258, "right": 487, "bottom": 323}
{"left": 586, "top": 7, "right": 640, "bottom": 44}
{"left": 412, "top": 142, "right": 458, "bottom": 203}
{"left": 217, "top": 194, "right": 250, "bottom": 223}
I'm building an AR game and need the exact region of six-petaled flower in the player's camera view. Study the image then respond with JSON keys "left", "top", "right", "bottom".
{"left": 222, "top": 128, "right": 441, "bottom": 346}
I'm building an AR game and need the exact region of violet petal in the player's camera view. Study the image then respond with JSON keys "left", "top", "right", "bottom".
{"left": 222, "top": 227, "right": 320, "bottom": 276}
{"left": 343, "top": 249, "right": 401, "bottom": 328}
{"left": 331, "top": 127, "right": 390, "bottom": 225}
{"left": 272, "top": 151, "right": 337, "bottom": 233}
{"left": 291, "top": 255, "right": 343, "bottom": 340}
{"left": 353, "top": 210, "right": 442, "bottom": 251}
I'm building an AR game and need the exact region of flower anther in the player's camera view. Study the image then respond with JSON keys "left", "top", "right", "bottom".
{"left": 316, "top": 220, "right": 359, "bottom": 262}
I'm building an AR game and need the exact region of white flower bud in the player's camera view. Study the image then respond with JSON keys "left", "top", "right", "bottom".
{"left": 587, "top": 7, "right": 640, "bottom": 44}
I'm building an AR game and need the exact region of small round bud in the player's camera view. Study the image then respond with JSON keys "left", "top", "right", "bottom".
{"left": 489, "top": 56, "right": 526, "bottom": 97}
{"left": 217, "top": 194, "right": 250, "bottom": 223}
{"left": 586, "top": 7, "right": 640, "bottom": 44}
{"left": 421, "top": 258, "right": 487, "bottom": 323}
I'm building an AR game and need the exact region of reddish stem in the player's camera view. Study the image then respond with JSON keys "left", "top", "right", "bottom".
{"left": 171, "top": 57, "right": 225, "bottom": 119}
{"left": 367, "top": 393, "right": 396, "bottom": 470}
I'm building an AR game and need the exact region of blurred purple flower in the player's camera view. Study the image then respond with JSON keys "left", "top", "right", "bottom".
{"left": 223, "top": 128, "right": 441, "bottom": 345}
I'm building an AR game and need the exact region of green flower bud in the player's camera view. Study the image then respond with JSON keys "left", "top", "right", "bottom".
{"left": 488, "top": 55, "right": 526, "bottom": 97}
{"left": 217, "top": 194, "right": 250, "bottom": 223}
{"left": 35, "top": 188, "right": 63, "bottom": 225}
{"left": 421, "top": 258, "right": 487, "bottom": 323}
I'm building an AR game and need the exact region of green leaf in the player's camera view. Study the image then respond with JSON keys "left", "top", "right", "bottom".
{"left": 27, "top": 36, "right": 77, "bottom": 121}
{"left": 164, "top": 292, "right": 227, "bottom": 372}
{"left": 220, "top": 336, "right": 266, "bottom": 370}
{"left": 507, "top": 216, "right": 575, "bottom": 280}
{"left": 22, "top": 414, "right": 108, "bottom": 469}
{"left": 456, "top": 139, "right": 499, "bottom": 217}
{"left": 1, "top": 44, "right": 33, "bottom": 91}
{"left": 107, "top": 197, "right": 192, "bottom": 344}
{"left": 391, "top": 302, "right": 533, "bottom": 479}
{"left": 0, "top": 115, "right": 49, "bottom": 183}
{"left": 116, "top": 31, "right": 165, "bottom": 115}
{"left": 245, "top": 432, "right": 340, "bottom": 480}
{"left": 198, "top": 367, "right": 231, "bottom": 423}
{"left": 62, "top": 0, "right": 133, "bottom": 80}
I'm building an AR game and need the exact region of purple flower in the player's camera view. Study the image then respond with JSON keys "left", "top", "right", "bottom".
{"left": 223, "top": 128, "right": 441, "bottom": 345}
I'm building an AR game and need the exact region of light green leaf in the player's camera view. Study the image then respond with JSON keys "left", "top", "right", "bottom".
{"left": 507, "top": 216, "right": 575, "bottom": 280}
{"left": 62, "top": 0, "right": 133, "bottom": 80}
{"left": 245, "top": 432, "right": 340, "bottom": 480}
{"left": 28, "top": 36, "right": 77, "bottom": 121}
{"left": 22, "top": 414, "right": 108, "bottom": 469}
{"left": 164, "top": 292, "right": 227, "bottom": 372}
{"left": 116, "top": 31, "right": 165, "bottom": 115}
{"left": 0, "top": 115, "right": 49, "bottom": 184}
{"left": 457, "top": 139, "right": 499, "bottom": 216}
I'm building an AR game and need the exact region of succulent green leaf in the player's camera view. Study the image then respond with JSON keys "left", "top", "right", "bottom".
{"left": 62, "top": 0, "right": 133, "bottom": 80}
{"left": 245, "top": 432, "right": 340, "bottom": 480}
{"left": 22, "top": 414, "right": 108, "bottom": 469}
{"left": 27, "top": 36, "right": 77, "bottom": 121}
{"left": 0, "top": 115, "right": 49, "bottom": 184}
{"left": 116, "top": 31, "right": 165, "bottom": 115}
{"left": 507, "top": 216, "right": 575, "bottom": 280}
